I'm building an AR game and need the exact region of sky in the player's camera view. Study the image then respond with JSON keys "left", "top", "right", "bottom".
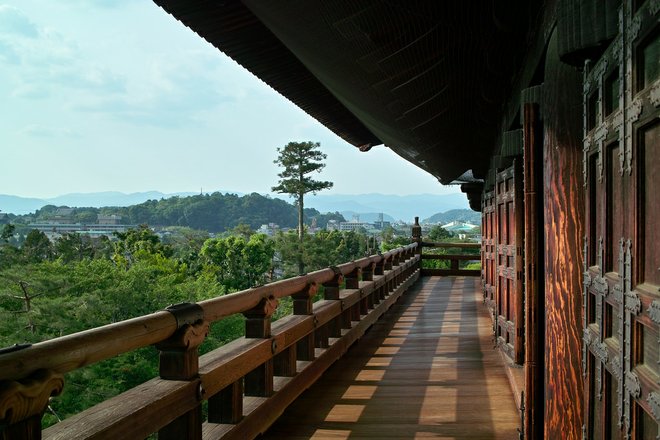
{"left": 0, "top": 1, "right": 459, "bottom": 199}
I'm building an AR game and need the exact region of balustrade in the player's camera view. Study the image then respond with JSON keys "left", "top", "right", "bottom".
{"left": 0, "top": 244, "right": 420, "bottom": 440}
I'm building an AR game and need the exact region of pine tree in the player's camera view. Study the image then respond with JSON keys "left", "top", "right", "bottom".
{"left": 272, "top": 141, "right": 333, "bottom": 275}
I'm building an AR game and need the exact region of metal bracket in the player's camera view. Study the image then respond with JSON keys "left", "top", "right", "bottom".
{"left": 165, "top": 302, "right": 204, "bottom": 329}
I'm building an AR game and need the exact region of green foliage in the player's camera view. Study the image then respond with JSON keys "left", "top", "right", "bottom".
{"left": 274, "top": 229, "right": 366, "bottom": 277}
{"left": 427, "top": 225, "right": 453, "bottom": 241}
{"left": 1, "top": 223, "right": 15, "bottom": 242}
{"left": 22, "top": 229, "right": 53, "bottom": 263}
{"left": 201, "top": 234, "right": 274, "bottom": 290}
{"left": 0, "top": 217, "right": 374, "bottom": 428}
{"left": 112, "top": 225, "right": 173, "bottom": 266}
{"left": 380, "top": 226, "right": 411, "bottom": 252}
{"left": 304, "top": 210, "right": 345, "bottom": 228}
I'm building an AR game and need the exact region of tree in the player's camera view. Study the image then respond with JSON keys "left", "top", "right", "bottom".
{"left": 272, "top": 141, "right": 333, "bottom": 275}
{"left": 427, "top": 225, "right": 453, "bottom": 242}
{"left": 201, "top": 234, "right": 274, "bottom": 290}
{"left": 22, "top": 230, "right": 53, "bottom": 263}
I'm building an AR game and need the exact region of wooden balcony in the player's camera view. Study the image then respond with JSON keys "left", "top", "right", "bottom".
{"left": 263, "top": 276, "right": 519, "bottom": 439}
{"left": 0, "top": 240, "right": 517, "bottom": 439}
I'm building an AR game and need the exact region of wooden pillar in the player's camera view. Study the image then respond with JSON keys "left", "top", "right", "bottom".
{"left": 156, "top": 304, "right": 208, "bottom": 440}
{"left": 542, "top": 31, "right": 584, "bottom": 439}
{"left": 523, "top": 101, "right": 544, "bottom": 440}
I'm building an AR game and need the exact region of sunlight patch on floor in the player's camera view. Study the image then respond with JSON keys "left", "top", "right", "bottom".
{"left": 310, "top": 428, "right": 352, "bottom": 439}
{"left": 355, "top": 369, "right": 386, "bottom": 381}
{"left": 324, "top": 404, "right": 365, "bottom": 423}
{"left": 367, "top": 356, "right": 393, "bottom": 367}
{"left": 341, "top": 385, "right": 377, "bottom": 400}
{"left": 418, "top": 386, "right": 458, "bottom": 424}
{"left": 375, "top": 346, "right": 400, "bottom": 355}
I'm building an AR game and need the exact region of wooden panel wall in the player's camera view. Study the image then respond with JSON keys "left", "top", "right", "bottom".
{"left": 482, "top": 190, "right": 496, "bottom": 315}
{"left": 494, "top": 163, "right": 524, "bottom": 364}
{"left": 543, "top": 30, "right": 585, "bottom": 439}
{"left": 582, "top": 1, "right": 660, "bottom": 438}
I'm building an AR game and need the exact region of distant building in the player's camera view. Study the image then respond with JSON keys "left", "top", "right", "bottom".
{"left": 339, "top": 221, "right": 372, "bottom": 232}
{"left": 50, "top": 207, "right": 75, "bottom": 224}
{"left": 440, "top": 221, "right": 479, "bottom": 232}
{"left": 29, "top": 221, "right": 135, "bottom": 242}
{"left": 326, "top": 220, "right": 339, "bottom": 231}
{"left": 257, "top": 223, "right": 280, "bottom": 236}
{"left": 97, "top": 214, "right": 122, "bottom": 225}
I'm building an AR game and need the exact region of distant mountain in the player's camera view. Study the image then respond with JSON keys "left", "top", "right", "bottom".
{"left": 46, "top": 191, "right": 198, "bottom": 208}
{"left": 0, "top": 190, "right": 235, "bottom": 215}
{"left": 340, "top": 211, "right": 396, "bottom": 223}
{"left": 0, "top": 195, "right": 48, "bottom": 215}
{"left": 423, "top": 209, "right": 481, "bottom": 225}
{"left": 305, "top": 193, "right": 470, "bottom": 221}
{"left": 0, "top": 190, "right": 473, "bottom": 220}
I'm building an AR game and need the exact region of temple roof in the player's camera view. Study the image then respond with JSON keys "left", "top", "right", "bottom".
{"left": 154, "top": 0, "right": 540, "bottom": 185}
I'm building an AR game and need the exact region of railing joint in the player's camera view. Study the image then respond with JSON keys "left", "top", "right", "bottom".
{"left": 165, "top": 302, "right": 204, "bottom": 329}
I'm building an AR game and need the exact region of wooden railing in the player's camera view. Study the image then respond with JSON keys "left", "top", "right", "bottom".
{"left": 411, "top": 217, "right": 481, "bottom": 277}
{"left": 0, "top": 245, "right": 420, "bottom": 440}
{"left": 419, "top": 242, "right": 481, "bottom": 276}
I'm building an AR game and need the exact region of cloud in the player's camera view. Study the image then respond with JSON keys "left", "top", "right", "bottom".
{"left": 0, "top": 38, "right": 19, "bottom": 63}
{"left": 11, "top": 84, "right": 50, "bottom": 99}
{"left": 61, "top": 0, "right": 133, "bottom": 9}
{"left": 71, "top": 80, "right": 236, "bottom": 128}
{"left": 20, "top": 124, "right": 79, "bottom": 138}
{"left": 0, "top": 5, "right": 38, "bottom": 38}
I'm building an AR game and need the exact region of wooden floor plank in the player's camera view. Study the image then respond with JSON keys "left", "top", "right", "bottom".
{"left": 262, "top": 276, "right": 520, "bottom": 440}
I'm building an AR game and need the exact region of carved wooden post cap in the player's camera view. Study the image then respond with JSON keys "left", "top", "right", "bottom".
{"left": 292, "top": 282, "right": 318, "bottom": 315}
{"left": 323, "top": 267, "right": 344, "bottom": 300}
{"left": 345, "top": 267, "right": 361, "bottom": 289}
{"left": 0, "top": 369, "right": 63, "bottom": 425}
{"left": 243, "top": 295, "right": 279, "bottom": 338}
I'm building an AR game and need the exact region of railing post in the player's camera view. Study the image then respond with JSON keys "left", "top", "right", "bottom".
{"left": 375, "top": 258, "right": 386, "bottom": 301}
{"left": 322, "top": 269, "right": 344, "bottom": 340}
{"left": 292, "top": 283, "right": 317, "bottom": 361}
{"left": 362, "top": 262, "right": 376, "bottom": 309}
{"left": 156, "top": 303, "right": 208, "bottom": 440}
{"left": 412, "top": 216, "right": 422, "bottom": 259}
{"left": 0, "top": 369, "right": 64, "bottom": 440}
{"left": 242, "top": 296, "right": 278, "bottom": 397}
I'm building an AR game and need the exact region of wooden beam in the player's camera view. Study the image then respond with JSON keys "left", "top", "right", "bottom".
{"left": 523, "top": 101, "right": 544, "bottom": 440}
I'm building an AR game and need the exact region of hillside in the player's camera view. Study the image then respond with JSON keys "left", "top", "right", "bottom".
{"left": 423, "top": 209, "right": 481, "bottom": 224}
{"left": 1, "top": 191, "right": 473, "bottom": 222}
{"left": 8, "top": 193, "right": 345, "bottom": 233}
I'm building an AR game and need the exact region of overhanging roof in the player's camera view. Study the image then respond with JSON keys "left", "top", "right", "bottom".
{"left": 154, "top": 0, "right": 539, "bottom": 185}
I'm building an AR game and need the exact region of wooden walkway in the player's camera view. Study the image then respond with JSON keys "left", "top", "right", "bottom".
{"left": 262, "top": 276, "right": 520, "bottom": 439}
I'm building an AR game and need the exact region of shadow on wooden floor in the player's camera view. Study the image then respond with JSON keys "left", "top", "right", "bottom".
{"left": 262, "top": 276, "right": 520, "bottom": 440}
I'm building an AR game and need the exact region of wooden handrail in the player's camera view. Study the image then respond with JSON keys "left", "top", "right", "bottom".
{"left": 421, "top": 241, "right": 480, "bottom": 249}
{"left": 0, "top": 244, "right": 416, "bottom": 382}
{"left": 0, "top": 243, "right": 420, "bottom": 439}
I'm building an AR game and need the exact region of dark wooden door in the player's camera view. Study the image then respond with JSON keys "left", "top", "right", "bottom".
{"left": 482, "top": 190, "right": 496, "bottom": 316}
{"left": 495, "top": 161, "right": 524, "bottom": 364}
{"left": 583, "top": 2, "right": 660, "bottom": 438}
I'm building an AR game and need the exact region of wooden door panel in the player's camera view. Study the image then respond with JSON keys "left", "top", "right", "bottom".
{"left": 583, "top": 2, "right": 660, "bottom": 438}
